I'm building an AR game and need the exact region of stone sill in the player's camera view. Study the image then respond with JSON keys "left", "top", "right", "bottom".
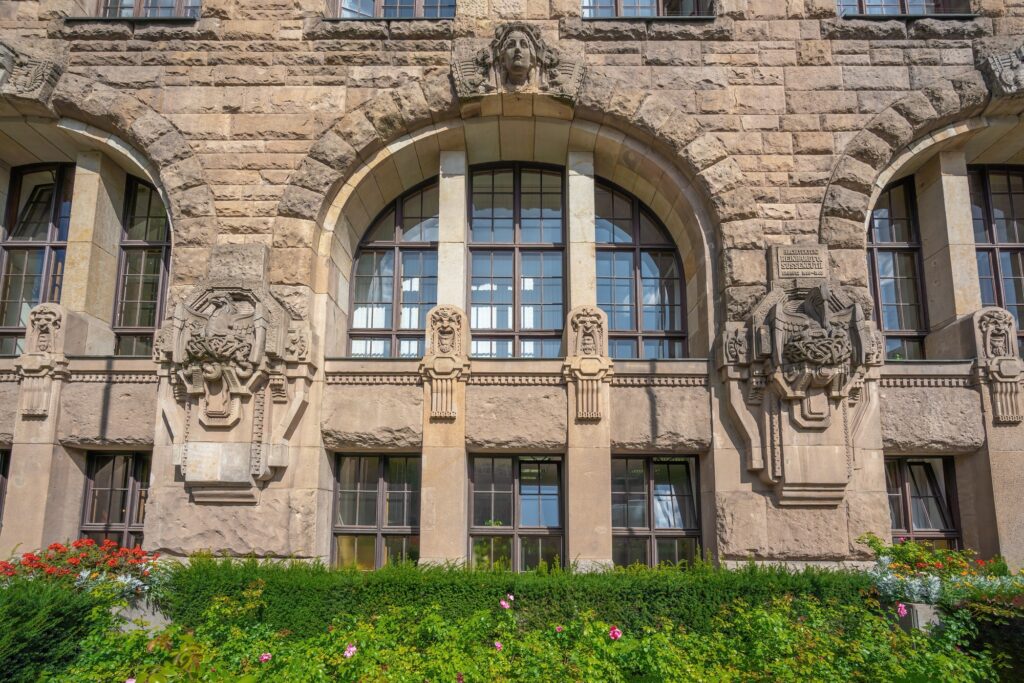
{"left": 879, "top": 359, "right": 974, "bottom": 377}
{"left": 320, "top": 16, "right": 452, "bottom": 21}
{"left": 66, "top": 357, "right": 158, "bottom": 372}
{"left": 839, "top": 13, "right": 978, "bottom": 19}
{"left": 323, "top": 357, "right": 709, "bottom": 377}
{"left": 581, "top": 16, "right": 715, "bottom": 21}
{"left": 63, "top": 16, "right": 198, "bottom": 23}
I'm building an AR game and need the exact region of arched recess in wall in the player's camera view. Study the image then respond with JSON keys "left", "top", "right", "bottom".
{"left": 272, "top": 77, "right": 760, "bottom": 357}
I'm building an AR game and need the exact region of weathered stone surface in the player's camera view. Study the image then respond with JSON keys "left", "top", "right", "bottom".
{"left": 58, "top": 382, "right": 158, "bottom": 446}
{"left": 321, "top": 384, "right": 423, "bottom": 451}
{"left": 715, "top": 491, "right": 767, "bottom": 558}
{"left": 764, "top": 504, "right": 850, "bottom": 559}
{"left": 881, "top": 386, "right": 985, "bottom": 454}
{"left": 0, "top": 382, "right": 17, "bottom": 445}
{"left": 610, "top": 386, "right": 711, "bottom": 452}
{"left": 466, "top": 385, "right": 567, "bottom": 451}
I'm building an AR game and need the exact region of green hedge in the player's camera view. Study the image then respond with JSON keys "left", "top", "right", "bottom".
{"left": 162, "top": 558, "right": 875, "bottom": 638}
{"left": 0, "top": 580, "right": 112, "bottom": 683}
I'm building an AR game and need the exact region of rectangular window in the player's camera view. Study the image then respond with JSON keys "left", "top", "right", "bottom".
{"left": 80, "top": 452, "right": 150, "bottom": 548}
{"left": 329, "top": 0, "right": 455, "bottom": 18}
{"left": 333, "top": 455, "right": 421, "bottom": 569}
{"left": 1, "top": 165, "right": 75, "bottom": 356}
{"left": 582, "top": 0, "right": 714, "bottom": 16}
{"left": 885, "top": 456, "right": 960, "bottom": 549}
{"left": 470, "top": 455, "right": 563, "bottom": 571}
{"left": 99, "top": 0, "right": 201, "bottom": 18}
{"left": 0, "top": 450, "right": 9, "bottom": 527}
{"left": 611, "top": 456, "right": 700, "bottom": 567}
{"left": 114, "top": 179, "right": 170, "bottom": 357}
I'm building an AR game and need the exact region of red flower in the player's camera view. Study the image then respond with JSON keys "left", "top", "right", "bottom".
{"left": 934, "top": 561, "right": 944, "bottom": 569}
{"left": 106, "top": 559, "right": 118, "bottom": 568}
{"left": 66, "top": 557, "right": 81, "bottom": 566}
{"left": 47, "top": 542, "right": 67, "bottom": 553}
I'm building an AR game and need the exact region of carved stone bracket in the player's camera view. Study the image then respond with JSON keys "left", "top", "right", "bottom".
{"left": 451, "top": 22, "right": 586, "bottom": 105}
{"left": 154, "top": 245, "right": 316, "bottom": 501}
{"left": 982, "top": 44, "right": 1024, "bottom": 98}
{"left": 419, "top": 305, "right": 470, "bottom": 420}
{"left": 563, "top": 306, "right": 613, "bottom": 422}
{"left": 719, "top": 246, "right": 884, "bottom": 507}
{"left": 972, "top": 306, "right": 1024, "bottom": 424}
{"left": 15, "top": 303, "right": 68, "bottom": 419}
{"left": 0, "top": 40, "right": 64, "bottom": 109}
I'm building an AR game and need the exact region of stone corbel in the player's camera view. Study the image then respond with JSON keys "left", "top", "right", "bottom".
{"left": 982, "top": 44, "right": 1024, "bottom": 99}
{"left": 563, "top": 306, "right": 613, "bottom": 422}
{"left": 15, "top": 303, "right": 67, "bottom": 420}
{"left": 0, "top": 40, "right": 64, "bottom": 112}
{"left": 972, "top": 307, "right": 1024, "bottom": 424}
{"left": 419, "top": 305, "right": 470, "bottom": 421}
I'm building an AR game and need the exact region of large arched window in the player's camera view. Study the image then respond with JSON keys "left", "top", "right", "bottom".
{"left": 468, "top": 164, "right": 565, "bottom": 358}
{"left": 971, "top": 166, "right": 1024, "bottom": 354}
{"left": 595, "top": 181, "right": 686, "bottom": 359}
{"left": 867, "top": 178, "right": 927, "bottom": 361}
{"left": 348, "top": 180, "right": 439, "bottom": 358}
{"left": 0, "top": 163, "right": 74, "bottom": 355}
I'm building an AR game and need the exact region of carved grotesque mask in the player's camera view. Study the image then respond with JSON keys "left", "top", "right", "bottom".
{"left": 432, "top": 309, "right": 460, "bottom": 355}
{"left": 500, "top": 31, "right": 535, "bottom": 86}
{"left": 29, "top": 307, "right": 60, "bottom": 352}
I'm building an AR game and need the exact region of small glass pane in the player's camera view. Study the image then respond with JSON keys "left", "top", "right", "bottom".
{"left": 521, "top": 535, "right": 562, "bottom": 571}
{"left": 612, "top": 536, "right": 648, "bottom": 567}
{"left": 336, "top": 535, "right": 376, "bottom": 570}
{"left": 383, "top": 535, "right": 419, "bottom": 565}
{"left": 472, "top": 536, "right": 512, "bottom": 570}
{"left": 655, "top": 537, "right": 697, "bottom": 566}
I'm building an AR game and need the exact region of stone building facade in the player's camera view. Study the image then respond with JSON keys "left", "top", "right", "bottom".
{"left": 0, "top": 0, "right": 1023, "bottom": 570}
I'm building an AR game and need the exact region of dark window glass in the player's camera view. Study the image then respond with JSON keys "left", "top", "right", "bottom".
{"left": 1, "top": 165, "right": 74, "bottom": 355}
{"left": 0, "top": 450, "right": 8, "bottom": 527}
{"left": 334, "top": 455, "right": 420, "bottom": 569}
{"left": 470, "top": 455, "right": 562, "bottom": 571}
{"left": 612, "top": 456, "right": 700, "bottom": 568}
{"left": 581, "top": 0, "right": 714, "bottom": 17}
{"left": 81, "top": 452, "right": 150, "bottom": 548}
{"left": 115, "top": 178, "right": 170, "bottom": 357}
{"left": 971, "top": 167, "right": 1024, "bottom": 355}
{"left": 837, "top": 0, "right": 971, "bottom": 16}
{"left": 469, "top": 165, "right": 564, "bottom": 358}
{"left": 596, "top": 182, "right": 686, "bottom": 359}
{"left": 867, "top": 179, "right": 926, "bottom": 360}
{"left": 350, "top": 181, "right": 439, "bottom": 358}
{"left": 885, "top": 456, "right": 960, "bottom": 548}
{"left": 331, "top": 0, "right": 455, "bottom": 17}
{"left": 100, "top": 0, "right": 201, "bottom": 17}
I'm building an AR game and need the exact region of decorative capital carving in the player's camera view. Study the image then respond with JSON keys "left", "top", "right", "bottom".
{"left": 982, "top": 45, "right": 1024, "bottom": 98}
{"left": 16, "top": 303, "right": 68, "bottom": 419}
{"left": 420, "top": 304, "right": 470, "bottom": 421}
{"left": 451, "top": 22, "right": 585, "bottom": 104}
{"left": 563, "top": 306, "right": 612, "bottom": 422}
{"left": 720, "top": 246, "right": 883, "bottom": 506}
{"left": 972, "top": 306, "right": 1024, "bottom": 423}
{"left": 0, "top": 40, "right": 63, "bottom": 106}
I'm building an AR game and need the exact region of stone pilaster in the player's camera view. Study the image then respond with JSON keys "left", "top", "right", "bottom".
{"left": 437, "top": 150, "right": 468, "bottom": 308}
{"left": 567, "top": 151, "right": 596, "bottom": 309}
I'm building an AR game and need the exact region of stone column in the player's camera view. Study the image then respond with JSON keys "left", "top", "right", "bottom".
{"left": 418, "top": 305, "right": 470, "bottom": 564}
{"left": 567, "top": 151, "right": 596, "bottom": 309}
{"left": 436, "top": 150, "right": 468, "bottom": 307}
{"left": 564, "top": 306, "right": 613, "bottom": 569}
{"left": 915, "top": 151, "right": 983, "bottom": 358}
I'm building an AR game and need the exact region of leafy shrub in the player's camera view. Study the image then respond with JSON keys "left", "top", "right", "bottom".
{"left": 161, "top": 557, "right": 875, "bottom": 638}
{"left": 0, "top": 579, "right": 114, "bottom": 683}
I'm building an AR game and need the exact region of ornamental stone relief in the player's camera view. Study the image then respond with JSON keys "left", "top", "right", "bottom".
{"left": 155, "top": 244, "right": 315, "bottom": 502}
{"left": 972, "top": 306, "right": 1024, "bottom": 424}
{"left": 16, "top": 303, "right": 67, "bottom": 419}
{"left": 720, "top": 246, "right": 884, "bottom": 507}
{"left": 451, "top": 22, "right": 586, "bottom": 104}
{"left": 420, "top": 305, "right": 470, "bottom": 420}
{"left": 0, "top": 40, "right": 63, "bottom": 106}
{"left": 982, "top": 44, "right": 1024, "bottom": 98}
{"left": 564, "top": 306, "right": 612, "bottom": 422}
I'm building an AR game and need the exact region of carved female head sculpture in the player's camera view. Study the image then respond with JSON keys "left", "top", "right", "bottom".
{"left": 497, "top": 29, "right": 536, "bottom": 86}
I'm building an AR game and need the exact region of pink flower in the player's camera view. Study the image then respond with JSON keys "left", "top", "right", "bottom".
{"left": 259, "top": 653, "right": 272, "bottom": 663}
{"left": 499, "top": 599, "right": 510, "bottom": 610}
{"left": 609, "top": 625, "right": 623, "bottom": 641}
{"left": 457, "top": 675, "right": 464, "bottom": 683}
{"left": 344, "top": 643, "right": 357, "bottom": 659}
{"left": 494, "top": 641, "right": 503, "bottom": 651}
{"left": 506, "top": 593, "right": 515, "bottom": 602}
{"left": 897, "top": 603, "right": 909, "bottom": 618}
{"left": 555, "top": 625, "right": 564, "bottom": 633}
{"left": 126, "top": 679, "right": 136, "bottom": 683}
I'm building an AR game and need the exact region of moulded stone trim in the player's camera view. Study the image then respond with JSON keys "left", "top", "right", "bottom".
{"left": 67, "top": 373, "right": 159, "bottom": 383}
{"left": 879, "top": 377, "right": 972, "bottom": 388}
{"left": 467, "top": 375, "right": 565, "bottom": 386}
{"left": 610, "top": 376, "right": 708, "bottom": 387}
{"left": 324, "top": 373, "right": 422, "bottom": 385}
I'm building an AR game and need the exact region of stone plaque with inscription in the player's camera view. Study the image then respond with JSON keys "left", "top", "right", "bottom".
{"left": 770, "top": 245, "right": 829, "bottom": 282}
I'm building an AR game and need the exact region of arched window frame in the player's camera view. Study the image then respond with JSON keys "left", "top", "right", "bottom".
{"left": 467, "top": 162, "right": 566, "bottom": 359}
{"left": 867, "top": 177, "right": 928, "bottom": 361}
{"left": 348, "top": 177, "right": 439, "bottom": 358}
{"left": 0, "top": 163, "right": 74, "bottom": 356}
{"left": 113, "top": 176, "right": 171, "bottom": 357}
{"left": 594, "top": 179, "right": 687, "bottom": 360}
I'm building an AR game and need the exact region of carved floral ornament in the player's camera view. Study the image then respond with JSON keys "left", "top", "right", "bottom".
{"left": 720, "top": 246, "right": 884, "bottom": 507}
{"left": 564, "top": 306, "right": 612, "bottom": 422}
{"left": 451, "top": 22, "right": 586, "bottom": 104}
{"left": 0, "top": 40, "right": 63, "bottom": 104}
{"left": 972, "top": 306, "right": 1024, "bottom": 424}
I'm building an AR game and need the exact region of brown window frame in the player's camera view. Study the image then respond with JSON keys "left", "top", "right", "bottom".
{"left": 885, "top": 456, "right": 961, "bottom": 549}
{"left": 347, "top": 178, "right": 439, "bottom": 359}
{"left": 468, "top": 454, "right": 564, "bottom": 572}
{"left": 80, "top": 452, "right": 151, "bottom": 549}
{"left": 970, "top": 166, "right": 1024, "bottom": 355}
{"left": 867, "top": 177, "right": 929, "bottom": 361}
{"left": 97, "top": 0, "right": 201, "bottom": 18}
{"left": 0, "top": 163, "right": 75, "bottom": 356}
{"left": 113, "top": 177, "right": 171, "bottom": 357}
{"left": 595, "top": 179, "right": 687, "bottom": 360}
{"left": 0, "top": 450, "right": 9, "bottom": 529}
{"left": 332, "top": 454, "right": 421, "bottom": 569}
{"left": 581, "top": 0, "right": 715, "bottom": 18}
{"left": 836, "top": 0, "right": 972, "bottom": 16}
{"left": 611, "top": 455, "right": 701, "bottom": 567}
{"left": 327, "top": 0, "right": 456, "bottom": 19}
{"left": 467, "top": 163, "right": 567, "bottom": 359}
